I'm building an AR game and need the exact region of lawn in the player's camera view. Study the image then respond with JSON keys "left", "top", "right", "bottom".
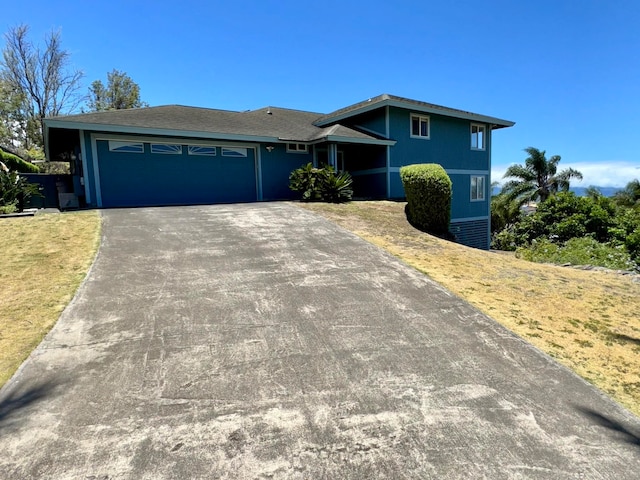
{"left": 297, "top": 201, "right": 640, "bottom": 416}
{"left": 0, "top": 211, "right": 101, "bottom": 387}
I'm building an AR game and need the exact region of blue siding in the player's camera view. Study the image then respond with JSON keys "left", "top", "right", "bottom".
{"left": 448, "top": 173, "right": 489, "bottom": 220}
{"left": 388, "top": 107, "right": 490, "bottom": 170}
{"left": 96, "top": 140, "right": 256, "bottom": 207}
{"left": 261, "top": 144, "right": 311, "bottom": 200}
{"left": 450, "top": 219, "right": 490, "bottom": 250}
{"left": 347, "top": 110, "right": 387, "bottom": 136}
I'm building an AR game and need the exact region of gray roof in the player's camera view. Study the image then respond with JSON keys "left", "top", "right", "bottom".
{"left": 45, "top": 105, "right": 393, "bottom": 145}
{"left": 316, "top": 94, "right": 515, "bottom": 129}
{"left": 44, "top": 94, "right": 514, "bottom": 144}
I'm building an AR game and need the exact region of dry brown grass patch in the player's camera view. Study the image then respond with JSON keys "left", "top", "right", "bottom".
{"left": 297, "top": 201, "right": 640, "bottom": 416}
{"left": 0, "top": 211, "right": 101, "bottom": 386}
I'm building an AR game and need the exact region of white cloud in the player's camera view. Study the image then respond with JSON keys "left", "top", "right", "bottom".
{"left": 492, "top": 161, "right": 640, "bottom": 188}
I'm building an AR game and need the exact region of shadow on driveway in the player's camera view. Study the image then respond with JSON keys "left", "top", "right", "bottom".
{"left": 0, "top": 380, "right": 59, "bottom": 429}
{"left": 575, "top": 405, "right": 640, "bottom": 446}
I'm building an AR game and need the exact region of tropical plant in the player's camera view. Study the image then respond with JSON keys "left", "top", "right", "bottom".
{"left": 289, "top": 163, "right": 353, "bottom": 203}
{"left": 613, "top": 179, "right": 640, "bottom": 208}
{"left": 0, "top": 162, "right": 41, "bottom": 211}
{"left": 502, "top": 147, "right": 583, "bottom": 205}
{"left": 490, "top": 192, "right": 522, "bottom": 234}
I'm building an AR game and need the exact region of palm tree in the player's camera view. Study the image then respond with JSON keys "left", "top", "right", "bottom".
{"left": 613, "top": 179, "right": 640, "bottom": 207}
{"left": 501, "top": 147, "right": 583, "bottom": 205}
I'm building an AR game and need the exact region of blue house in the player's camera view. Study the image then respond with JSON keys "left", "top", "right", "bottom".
{"left": 44, "top": 94, "right": 514, "bottom": 249}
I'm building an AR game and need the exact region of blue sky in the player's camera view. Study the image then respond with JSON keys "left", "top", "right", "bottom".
{"left": 3, "top": 0, "right": 639, "bottom": 187}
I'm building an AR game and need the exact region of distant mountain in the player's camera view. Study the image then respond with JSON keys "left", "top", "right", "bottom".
{"left": 492, "top": 186, "right": 622, "bottom": 197}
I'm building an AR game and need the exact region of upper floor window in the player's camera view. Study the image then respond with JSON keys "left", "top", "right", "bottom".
{"left": 410, "top": 114, "right": 430, "bottom": 139}
{"left": 471, "top": 175, "right": 485, "bottom": 201}
{"left": 287, "top": 143, "right": 308, "bottom": 153}
{"left": 471, "top": 124, "right": 486, "bottom": 150}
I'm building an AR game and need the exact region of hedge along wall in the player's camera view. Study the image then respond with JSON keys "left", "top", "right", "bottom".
{"left": 400, "top": 163, "right": 452, "bottom": 234}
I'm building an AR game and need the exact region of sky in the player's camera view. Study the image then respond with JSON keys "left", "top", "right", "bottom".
{"left": 3, "top": 0, "right": 640, "bottom": 187}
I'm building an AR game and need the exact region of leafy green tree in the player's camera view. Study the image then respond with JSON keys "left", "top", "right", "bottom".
{"left": 613, "top": 179, "right": 640, "bottom": 208}
{"left": 0, "top": 24, "right": 84, "bottom": 149}
{"left": 87, "top": 70, "right": 148, "bottom": 111}
{"left": 490, "top": 192, "right": 522, "bottom": 234}
{"left": 502, "top": 147, "right": 583, "bottom": 205}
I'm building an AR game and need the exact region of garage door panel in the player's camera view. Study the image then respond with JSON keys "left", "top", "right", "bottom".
{"left": 96, "top": 141, "right": 256, "bottom": 207}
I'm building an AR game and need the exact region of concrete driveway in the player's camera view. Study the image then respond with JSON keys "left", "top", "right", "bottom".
{"left": 1, "top": 203, "right": 639, "bottom": 479}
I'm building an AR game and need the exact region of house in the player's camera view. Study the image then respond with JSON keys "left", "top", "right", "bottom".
{"left": 43, "top": 94, "right": 514, "bottom": 249}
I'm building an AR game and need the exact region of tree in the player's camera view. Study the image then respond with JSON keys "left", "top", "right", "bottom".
{"left": 0, "top": 24, "right": 84, "bottom": 150}
{"left": 87, "top": 69, "right": 147, "bottom": 111}
{"left": 613, "top": 179, "right": 640, "bottom": 208}
{"left": 501, "top": 147, "right": 583, "bottom": 205}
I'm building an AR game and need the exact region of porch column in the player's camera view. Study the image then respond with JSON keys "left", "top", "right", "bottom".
{"left": 328, "top": 143, "right": 338, "bottom": 171}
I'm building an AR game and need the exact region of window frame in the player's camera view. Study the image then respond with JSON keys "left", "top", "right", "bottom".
{"left": 150, "top": 143, "right": 183, "bottom": 155}
{"left": 410, "top": 113, "right": 430, "bottom": 139}
{"left": 108, "top": 141, "right": 144, "bottom": 153}
{"left": 470, "top": 175, "right": 486, "bottom": 202}
{"left": 286, "top": 143, "right": 308, "bottom": 153}
{"left": 470, "top": 123, "right": 486, "bottom": 150}
{"left": 188, "top": 145, "right": 217, "bottom": 156}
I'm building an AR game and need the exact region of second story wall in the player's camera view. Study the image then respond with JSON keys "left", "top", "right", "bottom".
{"left": 387, "top": 107, "right": 491, "bottom": 171}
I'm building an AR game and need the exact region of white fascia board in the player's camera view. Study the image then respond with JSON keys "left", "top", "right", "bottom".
{"left": 316, "top": 99, "right": 514, "bottom": 129}
{"left": 44, "top": 120, "right": 280, "bottom": 143}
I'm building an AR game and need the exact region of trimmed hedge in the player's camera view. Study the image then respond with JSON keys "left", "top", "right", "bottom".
{"left": 0, "top": 149, "right": 40, "bottom": 173}
{"left": 400, "top": 163, "right": 452, "bottom": 234}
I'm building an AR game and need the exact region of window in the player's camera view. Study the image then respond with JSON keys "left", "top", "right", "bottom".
{"left": 221, "top": 147, "right": 248, "bottom": 157}
{"left": 188, "top": 145, "right": 216, "bottom": 156}
{"left": 410, "top": 114, "right": 430, "bottom": 139}
{"left": 286, "top": 143, "right": 308, "bottom": 153}
{"left": 471, "top": 175, "right": 485, "bottom": 201}
{"left": 108, "top": 141, "right": 144, "bottom": 153}
{"left": 471, "top": 124, "right": 486, "bottom": 150}
{"left": 150, "top": 143, "right": 182, "bottom": 154}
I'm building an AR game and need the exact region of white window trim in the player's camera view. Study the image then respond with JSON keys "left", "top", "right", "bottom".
{"left": 108, "top": 140, "right": 144, "bottom": 153}
{"left": 470, "top": 175, "right": 486, "bottom": 202}
{"left": 221, "top": 147, "right": 248, "bottom": 157}
{"left": 471, "top": 123, "right": 486, "bottom": 150}
{"left": 150, "top": 143, "right": 183, "bottom": 155}
{"left": 410, "top": 113, "right": 430, "bottom": 139}
{"left": 286, "top": 143, "right": 308, "bottom": 153}
{"left": 188, "top": 145, "right": 217, "bottom": 156}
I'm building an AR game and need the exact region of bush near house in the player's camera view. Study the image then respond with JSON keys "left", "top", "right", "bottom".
{"left": 0, "top": 164, "right": 42, "bottom": 213}
{"left": 400, "top": 163, "right": 452, "bottom": 235}
{"left": 0, "top": 149, "right": 41, "bottom": 173}
{"left": 289, "top": 163, "right": 353, "bottom": 203}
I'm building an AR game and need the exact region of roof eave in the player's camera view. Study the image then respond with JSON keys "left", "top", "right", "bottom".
{"left": 315, "top": 98, "right": 515, "bottom": 129}
{"left": 44, "top": 119, "right": 282, "bottom": 143}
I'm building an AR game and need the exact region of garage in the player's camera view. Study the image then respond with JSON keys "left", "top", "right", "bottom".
{"left": 95, "top": 139, "right": 257, "bottom": 208}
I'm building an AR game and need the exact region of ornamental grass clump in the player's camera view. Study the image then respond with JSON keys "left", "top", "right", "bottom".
{"left": 400, "top": 163, "right": 452, "bottom": 235}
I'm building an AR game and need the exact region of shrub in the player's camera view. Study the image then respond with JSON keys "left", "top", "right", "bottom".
{"left": 289, "top": 163, "right": 353, "bottom": 203}
{"left": 0, "top": 149, "right": 41, "bottom": 173}
{"left": 0, "top": 169, "right": 42, "bottom": 212}
{"left": 400, "top": 163, "right": 452, "bottom": 234}
{"left": 516, "top": 237, "right": 636, "bottom": 271}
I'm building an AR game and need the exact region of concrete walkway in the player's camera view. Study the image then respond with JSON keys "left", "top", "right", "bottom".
{"left": 1, "top": 203, "right": 639, "bottom": 479}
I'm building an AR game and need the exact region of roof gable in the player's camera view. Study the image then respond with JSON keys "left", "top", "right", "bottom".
{"left": 315, "top": 94, "right": 515, "bottom": 129}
